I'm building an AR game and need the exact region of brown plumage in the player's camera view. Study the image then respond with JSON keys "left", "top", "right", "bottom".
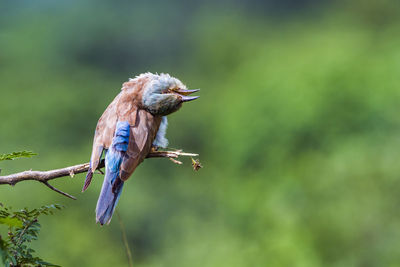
{"left": 82, "top": 73, "right": 199, "bottom": 225}
{"left": 83, "top": 76, "right": 160, "bottom": 190}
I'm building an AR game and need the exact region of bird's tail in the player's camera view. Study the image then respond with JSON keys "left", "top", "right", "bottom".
{"left": 95, "top": 170, "right": 124, "bottom": 225}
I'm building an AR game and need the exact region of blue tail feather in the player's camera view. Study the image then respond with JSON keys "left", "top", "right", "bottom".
{"left": 96, "top": 170, "right": 124, "bottom": 225}
{"left": 95, "top": 121, "right": 130, "bottom": 225}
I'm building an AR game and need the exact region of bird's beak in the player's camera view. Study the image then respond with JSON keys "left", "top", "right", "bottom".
{"left": 181, "top": 95, "right": 200, "bottom": 102}
{"left": 175, "top": 88, "right": 200, "bottom": 96}
{"left": 176, "top": 88, "right": 200, "bottom": 102}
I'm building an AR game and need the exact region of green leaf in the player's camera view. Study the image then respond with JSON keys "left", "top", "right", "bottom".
{"left": 0, "top": 151, "right": 37, "bottom": 161}
{"left": 0, "top": 217, "right": 23, "bottom": 228}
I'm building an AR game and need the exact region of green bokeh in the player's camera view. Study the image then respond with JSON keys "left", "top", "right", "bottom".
{"left": 1, "top": 0, "right": 400, "bottom": 266}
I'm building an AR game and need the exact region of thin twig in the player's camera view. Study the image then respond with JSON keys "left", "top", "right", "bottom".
{"left": 169, "top": 158, "right": 183, "bottom": 165}
{"left": 42, "top": 181, "right": 77, "bottom": 200}
{"left": 146, "top": 150, "right": 198, "bottom": 158}
{"left": 116, "top": 211, "right": 134, "bottom": 267}
{"left": 0, "top": 150, "right": 198, "bottom": 199}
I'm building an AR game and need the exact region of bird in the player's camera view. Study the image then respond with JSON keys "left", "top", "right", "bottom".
{"left": 82, "top": 73, "right": 199, "bottom": 225}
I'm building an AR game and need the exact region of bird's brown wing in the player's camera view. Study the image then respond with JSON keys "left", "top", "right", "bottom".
{"left": 83, "top": 77, "right": 153, "bottom": 190}
{"left": 82, "top": 94, "right": 121, "bottom": 191}
{"left": 119, "top": 109, "right": 161, "bottom": 181}
{"left": 91, "top": 94, "right": 123, "bottom": 167}
{"left": 88, "top": 77, "right": 148, "bottom": 172}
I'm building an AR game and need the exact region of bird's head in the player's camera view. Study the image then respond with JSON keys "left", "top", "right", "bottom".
{"left": 140, "top": 73, "right": 199, "bottom": 116}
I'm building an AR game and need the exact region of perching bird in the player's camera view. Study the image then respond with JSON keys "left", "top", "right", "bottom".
{"left": 82, "top": 73, "right": 199, "bottom": 225}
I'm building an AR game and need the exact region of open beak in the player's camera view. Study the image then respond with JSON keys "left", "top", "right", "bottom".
{"left": 175, "top": 88, "right": 200, "bottom": 96}
{"left": 181, "top": 95, "right": 200, "bottom": 102}
{"left": 176, "top": 88, "right": 200, "bottom": 102}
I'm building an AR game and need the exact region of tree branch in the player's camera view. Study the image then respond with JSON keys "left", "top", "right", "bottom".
{"left": 0, "top": 150, "right": 199, "bottom": 199}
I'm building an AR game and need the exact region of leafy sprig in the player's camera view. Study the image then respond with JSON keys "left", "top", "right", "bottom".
{"left": 0, "top": 151, "right": 37, "bottom": 162}
{"left": 0, "top": 203, "right": 63, "bottom": 267}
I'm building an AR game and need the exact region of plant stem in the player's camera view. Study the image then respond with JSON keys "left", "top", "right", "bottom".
{"left": 116, "top": 211, "right": 134, "bottom": 267}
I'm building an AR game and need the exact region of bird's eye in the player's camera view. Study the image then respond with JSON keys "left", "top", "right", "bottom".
{"left": 165, "top": 87, "right": 178, "bottom": 94}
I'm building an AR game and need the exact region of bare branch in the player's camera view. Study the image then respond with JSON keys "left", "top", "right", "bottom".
{"left": 0, "top": 150, "right": 199, "bottom": 199}
{"left": 0, "top": 162, "right": 94, "bottom": 186}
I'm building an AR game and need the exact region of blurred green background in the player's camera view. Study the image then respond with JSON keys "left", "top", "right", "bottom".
{"left": 1, "top": 0, "right": 400, "bottom": 266}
